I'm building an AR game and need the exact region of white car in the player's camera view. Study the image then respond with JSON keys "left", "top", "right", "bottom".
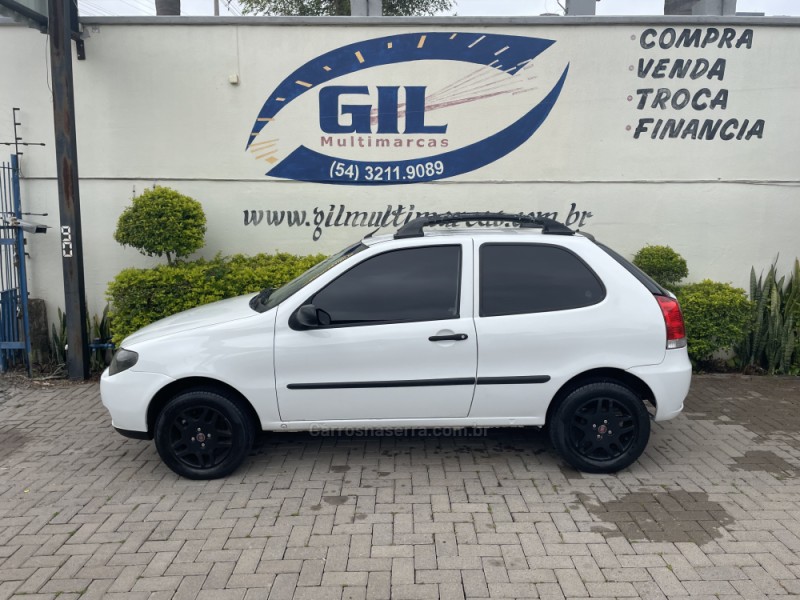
{"left": 101, "top": 212, "right": 691, "bottom": 479}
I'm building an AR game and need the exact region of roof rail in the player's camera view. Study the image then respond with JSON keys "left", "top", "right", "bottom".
{"left": 394, "top": 212, "right": 574, "bottom": 239}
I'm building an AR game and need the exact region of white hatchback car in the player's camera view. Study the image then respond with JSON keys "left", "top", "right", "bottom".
{"left": 101, "top": 213, "right": 691, "bottom": 479}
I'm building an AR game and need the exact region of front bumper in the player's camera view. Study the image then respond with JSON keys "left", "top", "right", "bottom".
{"left": 100, "top": 368, "right": 175, "bottom": 434}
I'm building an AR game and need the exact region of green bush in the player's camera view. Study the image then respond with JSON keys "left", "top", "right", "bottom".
{"left": 633, "top": 245, "right": 688, "bottom": 290}
{"left": 677, "top": 280, "right": 752, "bottom": 365}
{"left": 736, "top": 259, "right": 799, "bottom": 374}
{"left": 114, "top": 186, "right": 207, "bottom": 264}
{"left": 107, "top": 253, "right": 326, "bottom": 344}
{"left": 49, "top": 305, "right": 113, "bottom": 374}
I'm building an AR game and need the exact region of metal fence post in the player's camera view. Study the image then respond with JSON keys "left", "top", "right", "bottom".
{"left": 10, "top": 154, "right": 31, "bottom": 376}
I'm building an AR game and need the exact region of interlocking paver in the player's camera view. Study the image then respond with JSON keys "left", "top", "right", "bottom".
{"left": 0, "top": 375, "right": 798, "bottom": 598}
{"left": 365, "top": 571, "right": 390, "bottom": 600}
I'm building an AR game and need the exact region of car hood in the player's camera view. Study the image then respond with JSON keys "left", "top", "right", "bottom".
{"left": 121, "top": 294, "right": 258, "bottom": 347}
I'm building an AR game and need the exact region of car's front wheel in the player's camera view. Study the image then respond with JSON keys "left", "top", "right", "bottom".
{"left": 154, "top": 389, "right": 254, "bottom": 479}
{"left": 549, "top": 382, "right": 650, "bottom": 473}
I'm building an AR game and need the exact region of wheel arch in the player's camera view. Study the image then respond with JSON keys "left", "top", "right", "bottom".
{"left": 146, "top": 377, "right": 263, "bottom": 438}
{"left": 545, "top": 368, "right": 656, "bottom": 426}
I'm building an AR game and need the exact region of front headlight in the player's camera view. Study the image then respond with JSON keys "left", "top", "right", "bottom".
{"left": 109, "top": 348, "right": 139, "bottom": 375}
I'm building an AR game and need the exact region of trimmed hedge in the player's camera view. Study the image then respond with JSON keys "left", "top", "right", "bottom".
{"left": 114, "top": 186, "right": 207, "bottom": 264}
{"left": 633, "top": 245, "right": 688, "bottom": 290}
{"left": 677, "top": 280, "right": 752, "bottom": 365}
{"left": 107, "top": 253, "right": 326, "bottom": 344}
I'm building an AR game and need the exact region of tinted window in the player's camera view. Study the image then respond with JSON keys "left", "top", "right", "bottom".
{"left": 312, "top": 245, "right": 461, "bottom": 325}
{"left": 596, "top": 242, "right": 667, "bottom": 295}
{"left": 480, "top": 244, "right": 604, "bottom": 317}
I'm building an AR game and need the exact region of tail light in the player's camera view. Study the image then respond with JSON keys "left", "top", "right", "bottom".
{"left": 656, "top": 296, "right": 687, "bottom": 349}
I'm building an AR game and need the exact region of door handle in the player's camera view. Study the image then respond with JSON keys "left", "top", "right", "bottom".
{"left": 429, "top": 333, "right": 469, "bottom": 342}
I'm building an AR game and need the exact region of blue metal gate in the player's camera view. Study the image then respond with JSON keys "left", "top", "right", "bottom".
{"left": 0, "top": 155, "right": 31, "bottom": 375}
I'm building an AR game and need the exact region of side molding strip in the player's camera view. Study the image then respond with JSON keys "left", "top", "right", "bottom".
{"left": 477, "top": 376, "right": 551, "bottom": 385}
{"left": 287, "top": 378, "right": 475, "bottom": 390}
{"left": 287, "top": 376, "right": 550, "bottom": 390}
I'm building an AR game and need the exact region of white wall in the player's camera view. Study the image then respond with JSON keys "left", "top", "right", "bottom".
{"left": 1, "top": 17, "right": 798, "bottom": 322}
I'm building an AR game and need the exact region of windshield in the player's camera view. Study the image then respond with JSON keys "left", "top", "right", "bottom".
{"left": 250, "top": 242, "right": 367, "bottom": 313}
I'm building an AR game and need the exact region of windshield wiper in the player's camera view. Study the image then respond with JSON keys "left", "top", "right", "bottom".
{"left": 249, "top": 287, "right": 273, "bottom": 311}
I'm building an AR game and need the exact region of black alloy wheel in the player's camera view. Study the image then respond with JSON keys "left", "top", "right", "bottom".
{"left": 168, "top": 405, "right": 234, "bottom": 469}
{"left": 569, "top": 396, "right": 636, "bottom": 461}
{"left": 549, "top": 382, "right": 650, "bottom": 473}
{"left": 155, "top": 389, "right": 254, "bottom": 479}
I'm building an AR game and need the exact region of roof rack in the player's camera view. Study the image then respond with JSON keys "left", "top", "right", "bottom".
{"left": 394, "top": 212, "right": 574, "bottom": 239}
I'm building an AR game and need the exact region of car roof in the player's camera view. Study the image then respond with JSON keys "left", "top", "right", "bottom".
{"left": 363, "top": 228, "right": 589, "bottom": 246}
{"left": 359, "top": 212, "right": 582, "bottom": 246}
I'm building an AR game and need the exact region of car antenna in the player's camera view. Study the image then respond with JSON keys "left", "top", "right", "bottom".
{"left": 363, "top": 226, "right": 381, "bottom": 239}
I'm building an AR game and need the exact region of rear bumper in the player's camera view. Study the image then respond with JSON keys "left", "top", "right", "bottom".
{"left": 627, "top": 348, "right": 692, "bottom": 422}
{"left": 114, "top": 426, "right": 152, "bottom": 440}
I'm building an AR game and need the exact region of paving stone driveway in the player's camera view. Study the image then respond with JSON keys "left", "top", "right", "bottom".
{"left": 0, "top": 375, "right": 798, "bottom": 600}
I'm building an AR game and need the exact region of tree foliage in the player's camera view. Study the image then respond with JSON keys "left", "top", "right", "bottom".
{"left": 239, "top": 0, "right": 453, "bottom": 16}
{"left": 114, "top": 186, "right": 206, "bottom": 265}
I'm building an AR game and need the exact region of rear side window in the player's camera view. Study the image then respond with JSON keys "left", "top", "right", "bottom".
{"left": 312, "top": 245, "right": 461, "bottom": 326}
{"left": 480, "top": 244, "right": 605, "bottom": 317}
{"left": 595, "top": 242, "right": 668, "bottom": 295}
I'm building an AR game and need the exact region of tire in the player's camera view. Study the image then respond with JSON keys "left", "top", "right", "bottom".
{"left": 154, "top": 388, "right": 254, "bottom": 480}
{"left": 549, "top": 382, "right": 650, "bottom": 474}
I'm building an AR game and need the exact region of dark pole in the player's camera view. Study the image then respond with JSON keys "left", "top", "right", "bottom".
{"left": 48, "top": 0, "right": 89, "bottom": 379}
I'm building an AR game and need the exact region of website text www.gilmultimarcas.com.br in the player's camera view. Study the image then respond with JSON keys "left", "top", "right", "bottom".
{"left": 242, "top": 203, "right": 594, "bottom": 241}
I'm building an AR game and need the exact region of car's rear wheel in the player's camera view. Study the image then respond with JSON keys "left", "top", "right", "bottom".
{"left": 549, "top": 382, "right": 650, "bottom": 473}
{"left": 154, "top": 389, "right": 254, "bottom": 480}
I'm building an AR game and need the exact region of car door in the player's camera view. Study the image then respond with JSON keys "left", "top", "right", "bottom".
{"left": 274, "top": 241, "right": 477, "bottom": 421}
{"left": 470, "top": 241, "right": 609, "bottom": 421}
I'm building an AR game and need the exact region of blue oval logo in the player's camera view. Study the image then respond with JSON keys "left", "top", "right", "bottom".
{"left": 247, "top": 32, "right": 569, "bottom": 185}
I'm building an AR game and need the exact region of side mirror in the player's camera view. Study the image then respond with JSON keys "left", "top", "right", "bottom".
{"left": 293, "top": 304, "right": 331, "bottom": 329}
{"left": 294, "top": 304, "right": 319, "bottom": 328}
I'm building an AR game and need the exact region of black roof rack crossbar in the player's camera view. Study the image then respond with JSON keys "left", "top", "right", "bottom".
{"left": 394, "top": 212, "right": 574, "bottom": 239}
